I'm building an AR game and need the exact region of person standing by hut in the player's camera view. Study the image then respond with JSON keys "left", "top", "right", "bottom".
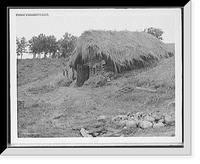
{"left": 68, "top": 66, "right": 77, "bottom": 82}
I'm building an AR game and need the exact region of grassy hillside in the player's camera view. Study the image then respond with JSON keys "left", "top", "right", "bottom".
{"left": 17, "top": 55, "right": 175, "bottom": 91}
{"left": 17, "top": 56, "right": 175, "bottom": 138}
{"left": 17, "top": 58, "right": 69, "bottom": 86}
{"left": 125, "top": 56, "right": 175, "bottom": 90}
{"left": 166, "top": 43, "right": 175, "bottom": 53}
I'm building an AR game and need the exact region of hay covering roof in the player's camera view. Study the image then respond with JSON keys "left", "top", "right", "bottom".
{"left": 69, "top": 30, "right": 174, "bottom": 69}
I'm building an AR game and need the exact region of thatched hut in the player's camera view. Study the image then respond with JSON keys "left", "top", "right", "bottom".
{"left": 69, "top": 30, "right": 174, "bottom": 86}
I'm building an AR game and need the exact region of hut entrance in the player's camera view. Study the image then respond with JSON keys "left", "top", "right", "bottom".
{"left": 76, "top": 64, "right": 89, "bottom": 87}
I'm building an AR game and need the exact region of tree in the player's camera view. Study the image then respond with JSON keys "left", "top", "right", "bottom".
{"left": 28, "top": 36, "right": 40, "bottom": 58}
{"left": 29, "top": 34, "right": 59, "bottom": 59}
{"left": 16, "top": 37, "right": 27, "bottom": 59}
{"left": 28, "top": 33, "right": 77, "bottom": 59}
{"left": 144, "top": 27, "right": 164, "bottom": 40}
{"left": 37, "top": 33, "right": 46, "bottom": 58}
{"left": 58, "top": 33, "right": 78, "bottom": 58}
{"left": 45, "top": 35, "right": 58, "bottom": 58}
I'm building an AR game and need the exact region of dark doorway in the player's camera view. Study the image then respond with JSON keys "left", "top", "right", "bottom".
{"left": 93, "top": 67, "right": 96, "bottom": 75}
{"left": 76, "top": 64, "right": 89, "bottom": 87}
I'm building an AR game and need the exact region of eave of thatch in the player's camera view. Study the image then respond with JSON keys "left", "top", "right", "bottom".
{"left": 69, "top": 30, "right": 174, "bottom": 71}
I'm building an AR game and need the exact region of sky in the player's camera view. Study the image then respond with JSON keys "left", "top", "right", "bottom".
{"left": 15, "top": 9, "right": 181, "bottom": 44}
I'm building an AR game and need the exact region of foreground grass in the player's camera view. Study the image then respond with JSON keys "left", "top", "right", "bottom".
{"left": 17, "top": 57, "right": 175, "bottom": 138}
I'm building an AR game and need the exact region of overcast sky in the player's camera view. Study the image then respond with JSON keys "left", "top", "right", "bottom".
{"left": 15, "top": 9, "right": 181, "bottom": 43}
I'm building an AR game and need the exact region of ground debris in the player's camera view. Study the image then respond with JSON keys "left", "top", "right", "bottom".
{"left": 80, "top": 128, "right": 93, "bottom": 137}
{"left": 135, "top": 87, "right": 157, "bottom": 92}
{"left": 27, "top": 85, "right": 56, "bottom": 94}
{"left": 101, "top": 129, "right": 122, "bottom": 137}
{"left": 87, "top": 127, "right": 105, "bottom": 134}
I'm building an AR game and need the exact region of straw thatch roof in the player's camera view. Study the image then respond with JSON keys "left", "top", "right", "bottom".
{"left": 69, "top": 30, "right": 174, "bottom": 71}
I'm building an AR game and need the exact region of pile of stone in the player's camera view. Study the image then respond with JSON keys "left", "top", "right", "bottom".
{"left": 79, "top": 111, "right": 175, "bottom": 137}
{"left": 112, "top": 110, "right": 175, "bottom": 130}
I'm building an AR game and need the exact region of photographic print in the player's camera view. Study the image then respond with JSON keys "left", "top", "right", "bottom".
{"left": 9, "top": 7, "right": 184, "bottom": 148}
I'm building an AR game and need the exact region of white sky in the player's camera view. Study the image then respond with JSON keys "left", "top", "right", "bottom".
{"left": 15, "top": 9, "right": 181, "bottom": 44}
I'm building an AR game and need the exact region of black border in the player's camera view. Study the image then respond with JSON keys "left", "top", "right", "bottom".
{"left": 8, "top": 7, "right": 184, "bottom": 148}
{"left": 181, "top": 8, "right": 184, "bottom": 144}
{"left": 3, "top": 5, "right": 188, "bottom": 154}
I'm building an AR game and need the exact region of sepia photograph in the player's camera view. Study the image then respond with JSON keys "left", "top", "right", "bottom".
{"left": 8, "top": 7, "right": 184, "bottom": 148}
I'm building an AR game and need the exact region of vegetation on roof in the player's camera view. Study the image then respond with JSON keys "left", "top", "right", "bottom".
{"left": 69, "top": 30, "right": 174, "bottom": 71}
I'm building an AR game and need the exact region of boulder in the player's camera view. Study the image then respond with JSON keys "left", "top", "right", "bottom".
{"left": 144, "top": 115, "right": 155, "bottom": 123}
{"left": 164, "top": 115, "right": 175, "bottom": 125}
{"left": 158, "top": 118, "right": 165, "bottom": 123}
{"left": 153, "top": 122, "right": 165, "bottom": 129}
{"left": 152, "top": 111, "right": 163, "bottom": 120}
{"left": 140, "top": 120, "right": 152, "bottom": 129}
{"left": 97, "top": 115, "right": 107, "bottom": 122}
{"left": 118, "top": 120, "right": 128, "bottom": 127}
{"left": 126, "top": 120, "right": 137, "bottom": 128}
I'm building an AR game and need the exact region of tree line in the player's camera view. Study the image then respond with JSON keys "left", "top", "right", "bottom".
{"left": 16, "top": 32, "right": 78, "bottom": 59}
{"left": 16, "top": 27, "right": 164, "bottom": 59}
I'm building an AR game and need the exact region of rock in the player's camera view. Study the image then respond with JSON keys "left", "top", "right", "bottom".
{"left": 123, "top": 126, "right": 128, "bottom": 130}
{"left": 153, "top": 122, "right": 165, "bottom": 129}
{"left": 140, "top": 120, "right": 153, "bottom": 129}
{"left": 114, "top": 133, "right": 121, "bottom": 137}
{"left": 97, "top": 115, "right": 107, "bottom": 122}
{"left": 80, "top": 128, "right": 93, "bottom": 137}
{"left": 126, "top": 120, "right": 137, "bottom": 128}
{"left": 158, "top": 118, "right": 165, "bottom": 123}
{"left": 107, "top": 78, "right": 111, "bottom": 82}
{"left": 87, "top": 127, "right": 105, "bottom": 134}
{"left": 118, "top": 120, "right": 128, "bottom": 127}
{"left": 112, "top": 115, "right": 127, "bottom": 121}
{"left": 129, "top": 116, "right": 135, "bottom": 120}
{"left": 93, "top": 133, "right": 99, "bottom": 137}
{"left": 169, "top": 101, "right": 175, "bottom": 107}
{"left": 164, "top": 115, "right": 175, "bottom": 125}
{"left": 126, "top": 111, "right": 133, "bottom": 116}
{"left": 152, "top": 111, "right": 162, "bottom": 120}
{"left": 144, "top": 115, "right": 155, "bottom": 123}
